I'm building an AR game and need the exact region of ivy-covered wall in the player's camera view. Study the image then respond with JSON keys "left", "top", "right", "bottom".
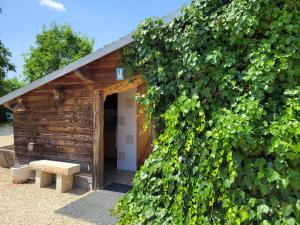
{"left": 116, "top": 0, "right": 300, "bottom": 224}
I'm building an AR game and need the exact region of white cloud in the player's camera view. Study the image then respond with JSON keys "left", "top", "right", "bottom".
{"left": 39, "top": 0, "right": 65, "bottom": 11}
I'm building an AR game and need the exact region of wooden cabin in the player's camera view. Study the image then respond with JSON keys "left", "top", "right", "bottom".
{"left": 0, "top": 48, "right": 152, "bottom": 190}
{"left": 0, "top": 9, "right": 181, "bottom": 190}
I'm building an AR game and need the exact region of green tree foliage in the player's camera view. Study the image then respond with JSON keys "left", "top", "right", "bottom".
{"left": 116, "top": 0, "right": 300, "bottom": 224}
{"left": 23, "top": 23, "right": 94, "bottom": 82}
{"left": 0, "top": 7, "right": 22, "bottom": 121}
{"left": 0, "top": 77, "right": 24, "bottom": 121}
{"left": 0, "top": 40, "right": 16, "bottom": 98}
{"left": 0, "top": 41, "right": 18, "bottom": 121}
{"left": 0, "top": 41, "right": 15, "bottom": 82}
{"left": 0, "top": 7, "right": 17, "bottom": 93}
{"left": 0, "top": 8, "right": 15, "bottom": 83}
{"left": 0, "top": 77, "right": 24, "bottom": 97}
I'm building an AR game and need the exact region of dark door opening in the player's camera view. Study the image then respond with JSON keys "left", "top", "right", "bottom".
{"left": 103, "top": 93, "right": 118, "bottom": 186}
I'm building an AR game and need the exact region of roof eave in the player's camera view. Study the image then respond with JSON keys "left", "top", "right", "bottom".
{"left": 0, "top": 34, "right": 134, "bottom": 106}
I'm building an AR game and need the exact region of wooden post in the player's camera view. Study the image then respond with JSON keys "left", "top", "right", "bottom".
{"left": 92, "top": 90, "right": 105, "bottom": 190}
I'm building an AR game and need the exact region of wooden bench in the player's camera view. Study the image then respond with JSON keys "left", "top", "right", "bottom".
{"left": 29, "top": 160, "right": 80, "bottom": 193}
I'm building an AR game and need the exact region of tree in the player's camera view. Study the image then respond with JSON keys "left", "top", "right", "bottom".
{"left": 0, "top": 76, "right": 24, "bottom": 122}
{"left": 0, "top": 7, "right": 20, "bottom": 122}
{"left": 0, "top": 8, "right": 15, "bottom": 83}
{"left": 23, "top": 23, "right": 94, "bottom": 82}
{"left": 116, "top": 0, "right": 300, "bottom": 224}
{"left": 0, "top": 77, "right": 24, "bottom": 96}
{"left": 0, "top": 41, "right": 18, "bottom": 121}
{"left": 0, "top": 41, "right": 15, "bottom": 82}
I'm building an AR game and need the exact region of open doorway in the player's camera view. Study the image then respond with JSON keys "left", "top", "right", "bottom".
{"left": 103, "top": 94, "right": 118, "bottom": 186}
{"left": 103, "top": 90, "right": 137, "bottom": 187}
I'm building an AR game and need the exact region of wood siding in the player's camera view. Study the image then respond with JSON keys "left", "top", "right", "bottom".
{"left": 13, "top": 81, "right": 93, "bottom": 171}
{"left": 10, "top": 50, "right": 151, "bottom": 177}
{"left": 12, "top": 51, "right": 122, "bottom": 172}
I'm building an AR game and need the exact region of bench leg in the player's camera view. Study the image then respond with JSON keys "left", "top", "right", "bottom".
{"left": 36, "top": 170, "right": 53, "bottom": 188}
{"left": 56, "top": 174, "right": 73, "bottom": 193}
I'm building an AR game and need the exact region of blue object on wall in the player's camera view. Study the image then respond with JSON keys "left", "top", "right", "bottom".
{"left": 116, "top": 67, "right": 125, "bottom": 80}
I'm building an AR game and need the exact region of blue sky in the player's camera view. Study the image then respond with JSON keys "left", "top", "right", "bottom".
{"left": 0, "top": 0, "right": 190, "bottom": 79}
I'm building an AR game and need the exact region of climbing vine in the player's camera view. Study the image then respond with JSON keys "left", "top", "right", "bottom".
{"left": 116, "top": 0, "right": 300, "bottom": 224}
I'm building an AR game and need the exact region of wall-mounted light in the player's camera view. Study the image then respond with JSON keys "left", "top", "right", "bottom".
{"left": 13, "top": 98, "right": 26, "bottom": 112}
{"left": 27, "top": 141, "right": 35, "bottom": 165}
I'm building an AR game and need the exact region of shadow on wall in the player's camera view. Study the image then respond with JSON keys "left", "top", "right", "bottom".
{"left": 55, "top": 184, "right": 131, "bottom": 224}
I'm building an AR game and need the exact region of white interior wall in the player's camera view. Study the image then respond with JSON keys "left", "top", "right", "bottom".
{"left": 116, "top": 88, "right": 137, "bottom": 171}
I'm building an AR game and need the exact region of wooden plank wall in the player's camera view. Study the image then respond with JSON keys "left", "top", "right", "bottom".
{"left": 13, "top": 50, "right": 121, "bottom": 172}
{"left": 11, "top": 49, "right": 152, "bottom": 174}
{"left": 13, "top": 78, "right": 93, "bottom": 171}
{"left": 137, "top": 84, "right": 153, "bottom": 168}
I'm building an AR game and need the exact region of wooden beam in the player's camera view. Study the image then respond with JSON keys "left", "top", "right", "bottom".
{"left": 101, "top": 75, "right": 142, "bottom": 96}
{"left": 92, "top": 90, "right": 105, "bottom": 190}
{"left": 3, "top": 102, "right": 14, "bottom": 112}
{"left": 74, "top": 69, "right": 96, "bottom": 91}
{"left": 74, "top": 69, "right": 93, "bottom": 83}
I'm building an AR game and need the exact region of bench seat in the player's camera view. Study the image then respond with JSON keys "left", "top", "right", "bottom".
{"left": 29, "top": 160, "right": 81, "bottom": 193}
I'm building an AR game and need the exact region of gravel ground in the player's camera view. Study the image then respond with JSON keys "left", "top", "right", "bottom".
{"left": 0, "top": 126, "right": 14, "bottom": 148}
{"left": 0, "top": 167, "right": 93, "bottom": 225}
